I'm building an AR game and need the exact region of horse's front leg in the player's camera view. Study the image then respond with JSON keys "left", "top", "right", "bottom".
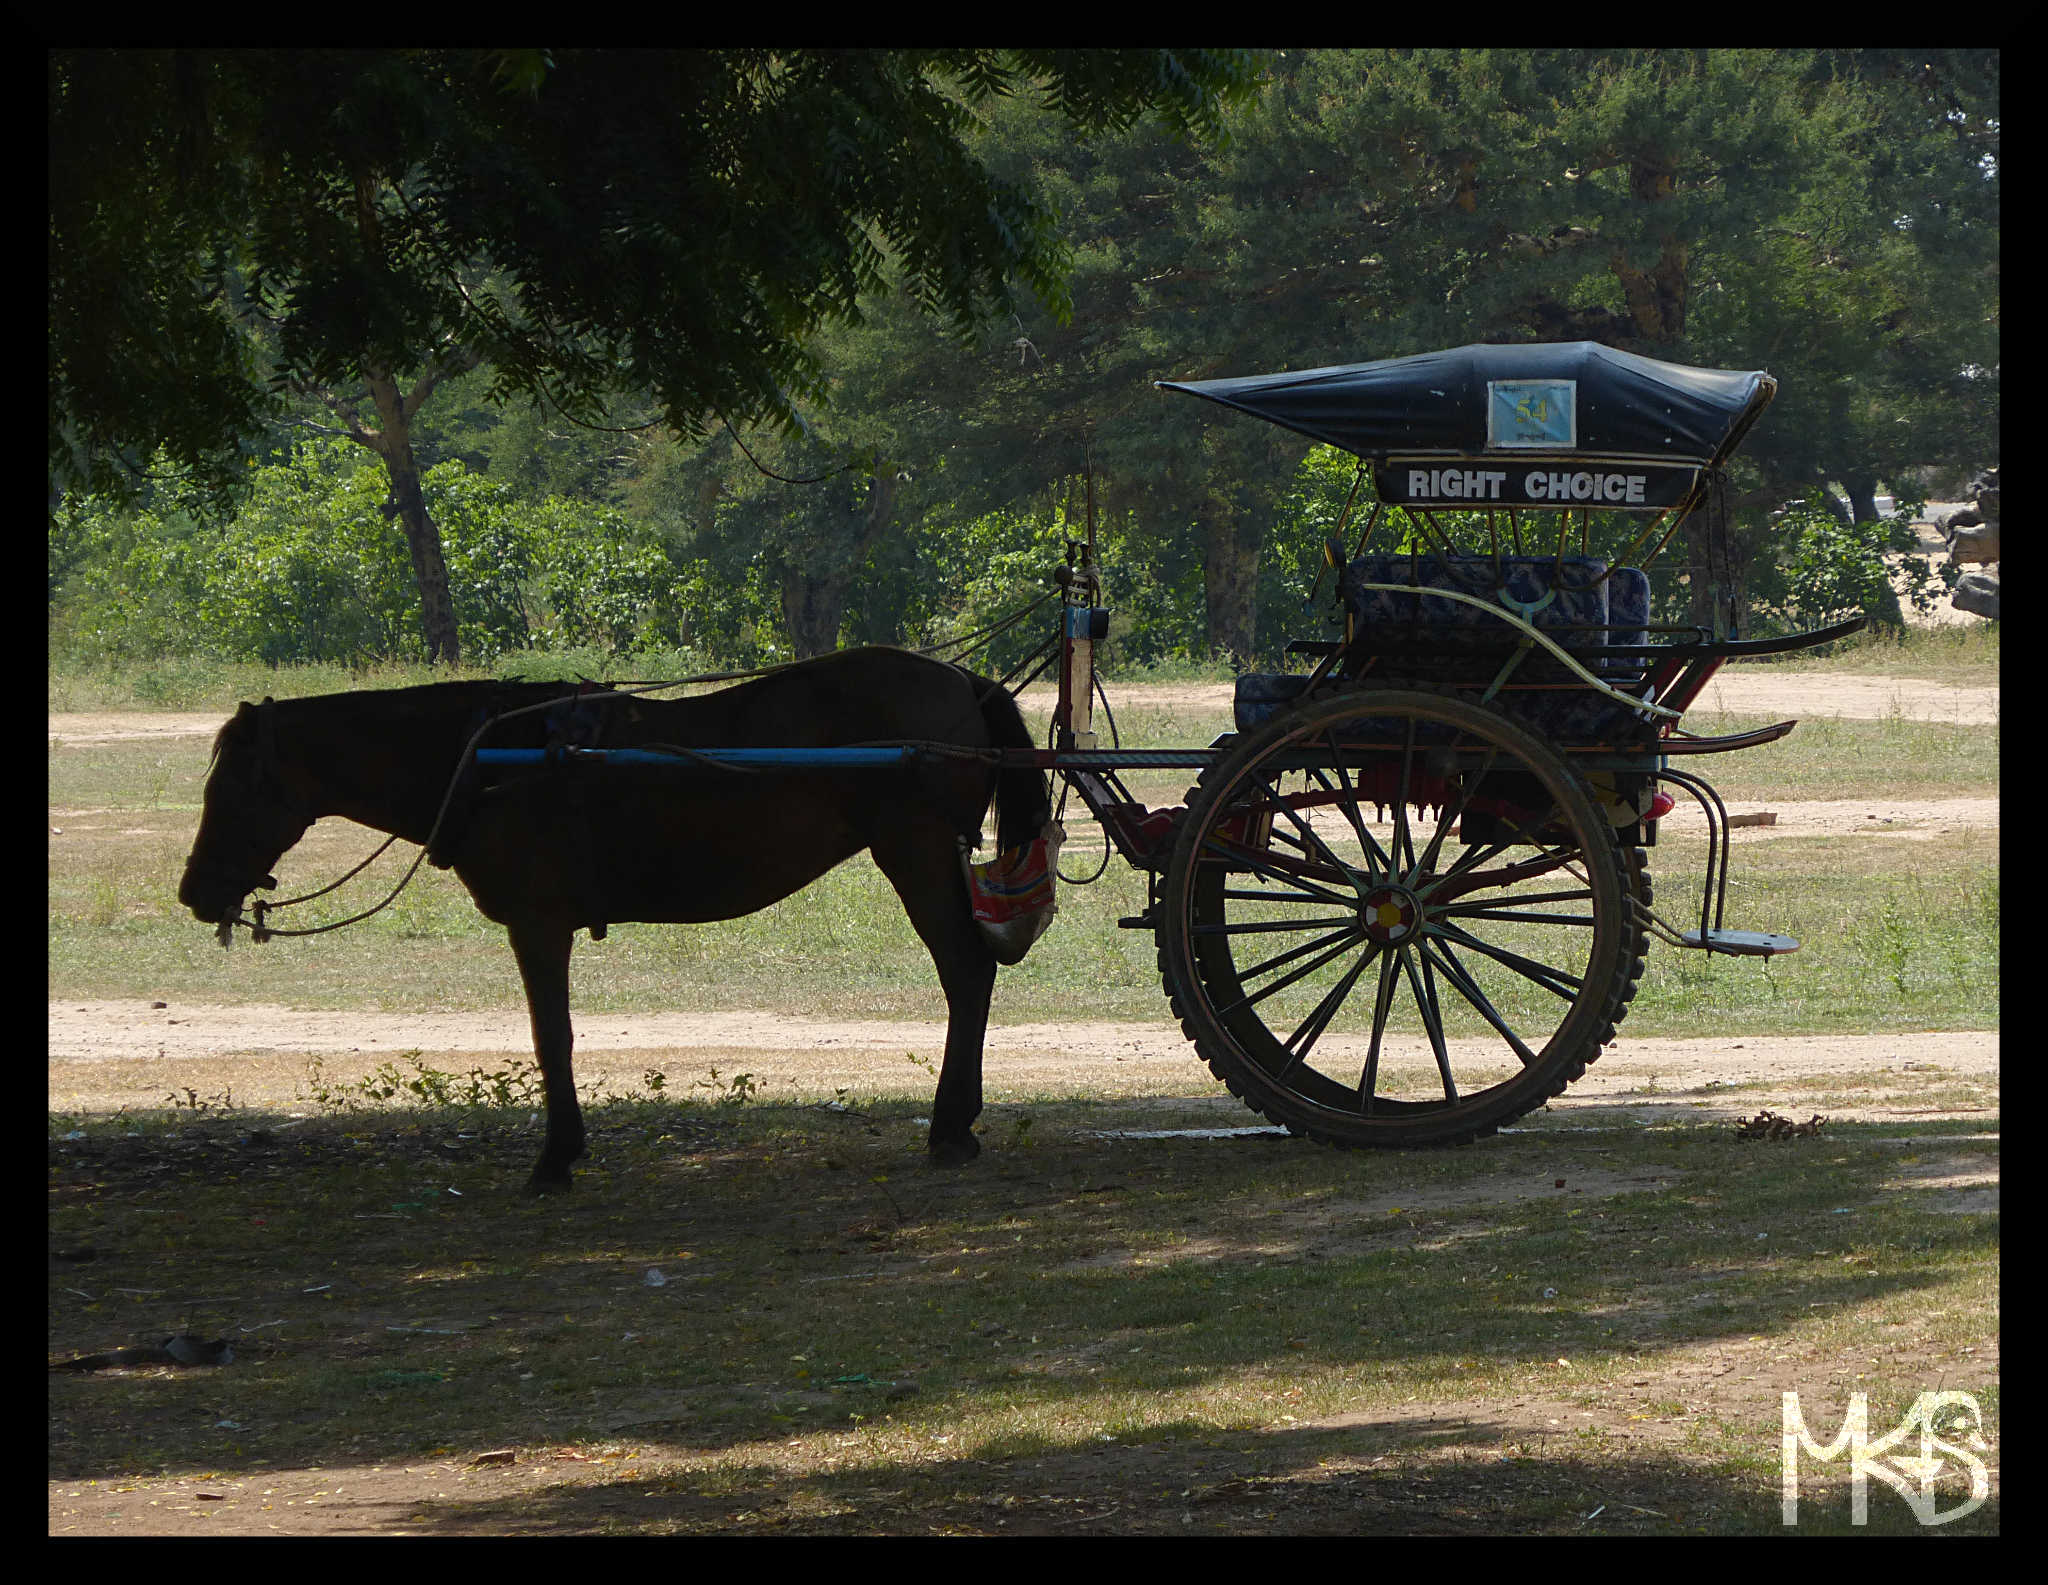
{"left": 872, "top": 822, "right": 996, "bottom": 1165}
{"left": 508, "top": 921, "right": 584, "bottom": 1193}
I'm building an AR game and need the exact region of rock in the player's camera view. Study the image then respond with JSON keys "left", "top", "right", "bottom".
{"left": 1953, "top": 570, "right": 2000, "bottom": 621}
{"left": 1947, "top": 523, "right": 2000, "bottom": 565}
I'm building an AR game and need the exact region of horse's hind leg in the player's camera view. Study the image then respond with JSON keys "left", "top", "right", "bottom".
{"left": 508, "top": 921, "right": 585, "bottom": 1193}
{"left": 871, "top": 820, "right": 997, "bottom": 1165}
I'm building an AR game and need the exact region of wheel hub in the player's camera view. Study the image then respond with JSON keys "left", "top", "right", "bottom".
{"left": 1360, "top": 883, "right": 1422, "bottom": 944}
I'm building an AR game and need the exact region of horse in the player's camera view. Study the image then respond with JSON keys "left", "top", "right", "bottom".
{"left": 177, "top": 647, "right": 1052, "bottom": 1193}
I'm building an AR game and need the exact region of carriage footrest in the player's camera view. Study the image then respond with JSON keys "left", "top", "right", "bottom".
{"left": 1679, "top": 929, "right": 1800, "bottom": 956}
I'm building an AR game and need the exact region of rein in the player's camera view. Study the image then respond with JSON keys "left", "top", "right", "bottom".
{"left": 213, "top": 688, "right": 631, "bottom": 947}
{"left": 223, "top": 833, "right": 412, "bottom": 946}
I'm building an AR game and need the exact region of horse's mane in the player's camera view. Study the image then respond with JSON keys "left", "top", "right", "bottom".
{"left": 206, "top": 714, "right": 236, "bottom": 770}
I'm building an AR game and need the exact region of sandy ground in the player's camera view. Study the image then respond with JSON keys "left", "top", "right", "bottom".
{"left": 46, "top": 1000, "right": 1997, "bottom": 1134}
{"left": 1016, "top": 669, "right": 1998, "bottom": 725}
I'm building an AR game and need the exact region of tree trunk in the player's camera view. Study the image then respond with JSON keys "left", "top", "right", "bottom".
{"left": 1839, "top": 471, "right": 1880, "bottom": 528}
{"left": 346, "top": 171, "right": 462, "bottom": 667}
{"left": 1837, "top": 468, "right": 1907, "bottom": 627}
{"left": 780, "top": 571, "right": 847, "bottom": 659}
{"left": 365, "top": 369, "right": 462, "bottom": 666}
{"left": 1682, "top": 474, "right": 1740, "bottom": 637}
{"left": 1814, "top": 480, "right": 1853, "bottom": 530}
{"left": 778, "top": 467, "right": 899, "bottom": 659}
{"left": 1202, "top": 499, "right": 1260, "bottom": 668}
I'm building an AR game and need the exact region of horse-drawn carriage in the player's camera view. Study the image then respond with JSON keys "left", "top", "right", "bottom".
{"left": 183, "top": 342, "right": 1860, "bottom": 1189}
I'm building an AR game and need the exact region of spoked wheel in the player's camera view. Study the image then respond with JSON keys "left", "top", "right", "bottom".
{"left": 1158, "top": 686, "right": 1649, "bottom": 1147}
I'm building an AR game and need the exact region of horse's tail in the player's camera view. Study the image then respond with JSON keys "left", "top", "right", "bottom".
{"left": 971, "top": 674, "right": 1053, "bottom": 853}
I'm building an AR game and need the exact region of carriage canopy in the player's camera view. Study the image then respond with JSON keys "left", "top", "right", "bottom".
{"left": 1157, "top": 341, "right": 1776, "bottom": 512}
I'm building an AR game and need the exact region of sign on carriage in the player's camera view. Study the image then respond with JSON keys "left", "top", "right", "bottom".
{"left": 1375, "top": 458, "right": 1700, "bottom": 510}
{"left": 1487, "top": 378, "right": 1577, "bottom": 449}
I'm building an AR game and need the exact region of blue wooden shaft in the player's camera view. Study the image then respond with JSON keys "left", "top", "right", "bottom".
{"left": 474, "top": 746, "right": 918, "bottom": 769}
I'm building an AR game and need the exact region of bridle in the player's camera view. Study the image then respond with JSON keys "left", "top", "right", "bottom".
{"left": 203, "top": 696, "right": 423, "bottom": 946}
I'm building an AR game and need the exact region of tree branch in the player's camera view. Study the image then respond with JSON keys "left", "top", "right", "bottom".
{"left": 291, "top": 416, "right": 369, "bottom": 443}
{"left": 286, "top": 382, "right": 379, "bottom": 449}
{"left": 402, "top": 344, "right": 485, "bottom": 426}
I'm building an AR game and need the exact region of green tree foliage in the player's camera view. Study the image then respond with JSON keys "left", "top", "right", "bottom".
{"left": 649, "top": 49, "right": 1991, "bottom": 666}
{"left": 51, "top": 48, "right": 1261, "bottom": 494}
{"left": 52, "top": 50, "right": 1994, "bottom": 671}
{"left": 50, "top": 444, "right": 691, "bottom": 667}
{"left": 50, "top": 49, "right": 1263, "bottom": 663}
{"left": 1745, "top": 488, "right": 1953, "bottom": 631}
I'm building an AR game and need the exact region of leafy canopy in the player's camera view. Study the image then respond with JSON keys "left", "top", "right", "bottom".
{"left": 48, "top": 48, "right": 1264, "bottom": 500}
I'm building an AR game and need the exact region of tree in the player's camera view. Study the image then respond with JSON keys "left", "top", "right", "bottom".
{"left": 49, "top": 48, "right": 1263, "bottom": 663}
{"left": 920, "top": 49, "right": 1998, "bottom": 647}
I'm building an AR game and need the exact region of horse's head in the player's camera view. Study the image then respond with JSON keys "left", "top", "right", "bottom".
{"left": 179, "top": 699, "right": 314, "bottom": 926}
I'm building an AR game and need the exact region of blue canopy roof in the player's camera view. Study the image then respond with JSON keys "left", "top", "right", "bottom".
{"left": 1157, "top": 342, "right": 1775, "bottom": 468}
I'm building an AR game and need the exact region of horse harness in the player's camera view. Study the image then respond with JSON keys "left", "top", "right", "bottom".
{"left": 215, "top": 676, "right": 999, "bottom": 948}
{"left": 429, "top": 682, "right": 625, "bottom": 940}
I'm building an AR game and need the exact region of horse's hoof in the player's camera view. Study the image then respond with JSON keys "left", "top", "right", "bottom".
{"left": 928, "top": 1134, "right": 981, "bottom": 1167}
{"left": 524, "top": 1171, "right": 574, "bottom": 1197}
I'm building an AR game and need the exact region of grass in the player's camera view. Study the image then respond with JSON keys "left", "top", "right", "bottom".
{"left": 45, "top": 619, "right": 1994, "bottom": 714}
{"left": 46, "top": 646, "right": 1998, "bottom": 1533}
{"left": 1675, "top": 711, "right": 1995, "bottom": 802}
{"left": 48, "top": 1085, "right": 1998, "bottom": 1534}
{"left": 44, "top": 648, "right": 1245, "bottom": 716}
{"left": 1726, "top": 617, "right": 1998, "bottom": 686}
{"left": 44, "top": 809, "right": 2001, "bottom": 1037}
{"left": 50, "top": 689, "right": 1997, "bottom": 1036}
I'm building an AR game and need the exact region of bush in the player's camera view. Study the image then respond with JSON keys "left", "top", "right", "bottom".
{"left": 1745, "top": 489, "right": 1952, "bottom": 634}
{"left": 50, "top": 441, "right": 708, "bottom": 668}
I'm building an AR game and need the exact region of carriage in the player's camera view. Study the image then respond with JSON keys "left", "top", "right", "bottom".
{"left": 1034, "top": 340, "right": 1862, "bottom": 1148}
{"left": 183, "top": 340, "right": 1862, "bottom": 1188}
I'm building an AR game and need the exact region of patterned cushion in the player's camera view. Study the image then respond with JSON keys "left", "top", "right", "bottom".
{"left": 1233, "top": 672, "right": 1313, "bottom": 730}
{"left": 1231, "top": 673, "right": 1653, "bottom": 740}
{"left": 1341, "top": 553, "right": 1614, "bottom": 644}
{"left": 1235, "top": 556, "right": 1658, "bottom": 741}
{"left": 1603, "top": 566, "right": 1651, "bottom": 676}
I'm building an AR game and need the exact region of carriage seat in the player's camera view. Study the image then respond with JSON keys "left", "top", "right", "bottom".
{"left": 1338, "top": 554, "right": 1649, "bottom": 661}
{"left": 1234, "top": 555, "right": 1653, "bottom": 739}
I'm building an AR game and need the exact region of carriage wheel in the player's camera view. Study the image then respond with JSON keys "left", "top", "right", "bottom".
{"left": 1158, "top": 686, "right": 1649, "bottom": 1147}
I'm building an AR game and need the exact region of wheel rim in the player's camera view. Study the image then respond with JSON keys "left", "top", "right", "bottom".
{"left": 1165, "top": 690, "right": 1628, "bottom": 1140}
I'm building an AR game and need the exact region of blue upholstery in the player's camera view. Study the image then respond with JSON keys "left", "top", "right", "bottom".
{"left": 1339, "top": 554, "right": 1626, "bottom": 646}
{"left": 1234, "top": 555, "right": 1656, "bottom": 741}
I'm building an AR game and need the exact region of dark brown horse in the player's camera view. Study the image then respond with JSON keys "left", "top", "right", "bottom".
{"left": 178, "top": 648, "right": 1051, "bottom": 1192}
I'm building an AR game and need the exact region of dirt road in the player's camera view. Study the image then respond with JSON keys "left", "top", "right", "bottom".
{"left": 46, "top": 997, "right": 1997, "bottom": 1130}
